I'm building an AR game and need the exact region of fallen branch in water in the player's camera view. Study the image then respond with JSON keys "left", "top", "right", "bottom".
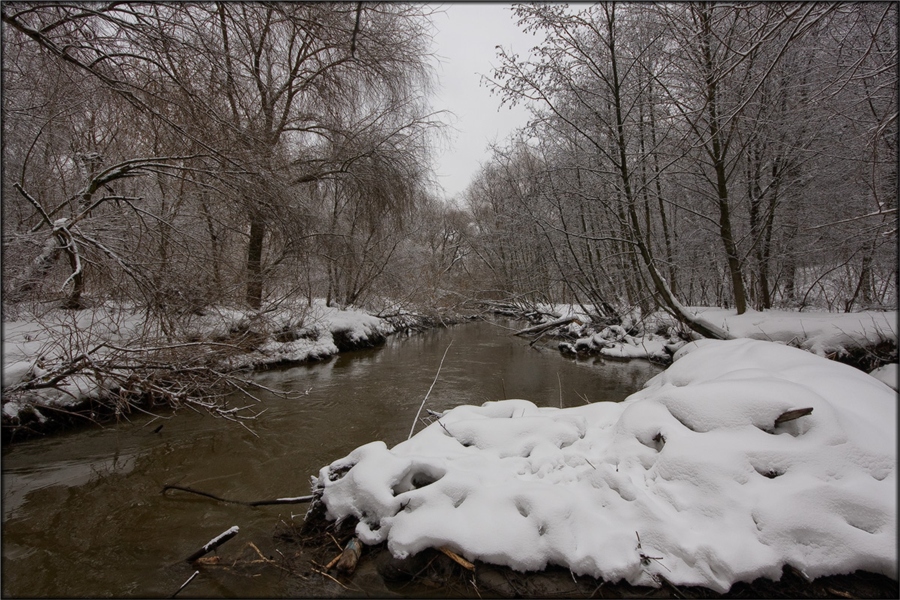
{"left": 163, "top": 484, "right": 313, "bottom": 506}
{"left": 408, "top": 340, "right": 453, "bottom": 440}
{"left": 186, "top": 526, "right": 239, "bottom": 563}
{"left": 170, "top": 570, "right": 199, "bottom": 598}
{"left": 513, "top": 316, "right": 580, "bottom": 337}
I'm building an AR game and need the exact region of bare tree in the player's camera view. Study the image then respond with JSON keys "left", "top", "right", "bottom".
{"left": 3, "top": 2, "right": 440, "bottom": 311}
{"left": 473, "top": 2, "right": 894, "bottom": 331}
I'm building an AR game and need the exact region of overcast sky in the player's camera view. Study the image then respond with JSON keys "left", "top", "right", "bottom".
{"left": 429, "top": 4, "right": 539, "bottom": 202}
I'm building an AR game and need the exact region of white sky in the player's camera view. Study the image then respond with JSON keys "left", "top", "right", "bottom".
{"left": 429, "top": 3, "right": 539, "bottom": 202}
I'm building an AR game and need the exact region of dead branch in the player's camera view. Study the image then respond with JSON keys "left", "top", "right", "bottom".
{"left": 774, "top": 407, "right": 813, "bottom": 425}
{"left": 185, "top": 526, "right": 239, "bottom": 563}
{"left": 439, "top": 547, "right": 475, "bottom": 571}
{"left": 170, "top": 570, "right": 199, "bottom": 598}
{"left": 162, "top": 484, "right": 313, "bottom": 506}
{"left": 513, "top": 316, "right": 580, "bottom": 337}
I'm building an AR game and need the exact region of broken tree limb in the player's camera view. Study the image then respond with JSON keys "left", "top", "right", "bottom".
{"left": 162, "top": 484, "right": 313, "bottom": 506}
{"left": 775, "top": 407, "right": 813, "bottom": 425}
{"left": 185, "top": 526, "right": 239, "bottom": 563}
{"left": 439, "top": 547, "right": 475, "bottom": 571}
{"left": 408, "top": 340, "right": 453, "bottom": 440}
{"left": 513, "top": 316, "right": 580, "bottom": 337}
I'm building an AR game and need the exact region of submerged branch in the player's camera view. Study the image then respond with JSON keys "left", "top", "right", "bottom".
{"left": 409, "top": 340, "right": 454, "bottom": 440}
{"left": 163, "top": 484, "right": 314, "bottom": 507}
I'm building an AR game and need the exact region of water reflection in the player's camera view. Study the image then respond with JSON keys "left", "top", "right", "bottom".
{"left": 2, "top": 320, "right": 663, "bottom": 597}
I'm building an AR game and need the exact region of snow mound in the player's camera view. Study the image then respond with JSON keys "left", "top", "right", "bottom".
{"left": 316, "top": 339, "right": 897, "bottom": 592}
{"left": 869, "top": 364, "right": 898, "bottom": 391}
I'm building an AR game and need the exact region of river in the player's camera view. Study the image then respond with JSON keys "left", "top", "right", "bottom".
{"left": 2, "top": 320, "right": 663, "bottom": 597}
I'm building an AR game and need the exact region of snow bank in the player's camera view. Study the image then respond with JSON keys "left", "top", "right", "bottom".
{"left": 558, "top": 307, "right": 895, "bottom": 364}
{"left": 1, "top": 305, "right": 149, "bottom": 416}
{"left": 315, "top": 338, "right": 897, "bottom": 592}
{"left": 2, "top": 300, "right": 396, "bottom": 422}
{"left": 690, "top": 308, "right": 897, "bottom": 357}
{"left": 219, "top": 301, "right": 392, "bottom": 369}
{"left": 869, "top": 364, "right": 898, "bottom": 391}
{"left": 570, "top": 325, "right": 679, "bottom": 362}
{"left": 562, "top": 311, "right": 684, "bottom": 361}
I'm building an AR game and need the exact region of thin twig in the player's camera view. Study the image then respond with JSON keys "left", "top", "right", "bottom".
{"left": 311, "top": 567, "right": 353, "bottom": 590}
{"left": 170, "top": 570, "right": 199, "bottom": 598}
{"left": 557, "top": 372, "right": 563, "bottom": 408}
{"left": 162, "top": 484, "right": 313, "bottom": 506}
{"left": 408, "top": 340, "right": 453, "bottom": 440}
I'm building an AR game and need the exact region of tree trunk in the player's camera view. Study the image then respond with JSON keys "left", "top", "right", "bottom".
{"left": 700, "top": 6, "right": 748, "bottom": 315}
{"left": 605, "top": 5, "right": 731, "bottom": 340}
{"left": 245, "top": 216, "right": 265, "bottom": 310}
{"left": 61, "top": 239, "right": 85, "bottom": 309}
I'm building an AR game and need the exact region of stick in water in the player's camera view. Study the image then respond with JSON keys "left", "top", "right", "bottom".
{"left": 170, "top": 570, "right": 199, "bottom": 598}
{"left": 408, "top": 340, "right": 453, "bottom": 440}
{"left": 185, "top": 526, "right": 239, "bottom": 563}
{"left": 557, "top": 372, "right": 563, "bottom": 409}
{"left": 163, "top": 484, "right": 313, "bottom": 506}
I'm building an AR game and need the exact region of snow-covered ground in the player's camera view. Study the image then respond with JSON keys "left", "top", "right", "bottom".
{"left": 314, "top": 337, "right": 897, "bottom": 592}
{"left": 691, "top": 307, "right": 897, "bottom": 357}
{"left": 553, "top": 305, "right": 897, "bottom": 366}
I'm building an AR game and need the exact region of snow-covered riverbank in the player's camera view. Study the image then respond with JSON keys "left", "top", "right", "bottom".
{"left": 313, "top": 336, "right": 897, "bottom": 592}
{"left": 1, "top": 300, "right": 442, "bottom": 433}
{"left": 538, "top": 304, "right": 897, "bottom": 372}
{"left": 3, "top": 302, "right": 895, "bottom": 437}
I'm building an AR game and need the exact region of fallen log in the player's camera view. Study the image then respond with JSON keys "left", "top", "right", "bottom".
{"left": 513, "top": 316, "right": 580, "bottom": 337}
{"left": 185, "top": 526, "right": 239, "bottom": 563}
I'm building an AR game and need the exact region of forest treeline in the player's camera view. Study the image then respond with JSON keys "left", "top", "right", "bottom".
{"left": 472, "top": 3, "right": 896, "bottom": 326}
{"left": 3, "top": 3, "right": 896, "bottom": 333}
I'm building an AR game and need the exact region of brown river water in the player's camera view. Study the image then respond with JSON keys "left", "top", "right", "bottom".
{"left": 2, "top": 320, "right": 662, "bottom": 597}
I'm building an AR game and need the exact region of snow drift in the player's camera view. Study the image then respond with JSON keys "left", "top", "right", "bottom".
{"left": 315, "top": 338, "right": 897, "bottom": 592}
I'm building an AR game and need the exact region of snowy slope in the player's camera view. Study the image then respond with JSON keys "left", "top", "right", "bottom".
{"left": 316, "top": 338, "right": 897, "bottom": 592}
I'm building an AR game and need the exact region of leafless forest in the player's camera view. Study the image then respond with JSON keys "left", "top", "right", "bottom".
{"left": 3, "top": 3, "right": 896, "bottom": 327}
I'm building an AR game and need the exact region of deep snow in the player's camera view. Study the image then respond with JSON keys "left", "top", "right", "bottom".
{"left": 315, "top": 338, "right": 897, "bottom": 592}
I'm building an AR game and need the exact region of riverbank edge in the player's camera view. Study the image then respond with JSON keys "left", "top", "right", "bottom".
{"left": 281, "top": 504, "right": 899, "bottom": 599}
{"left": 499, "top": 304, "right": 899, "bottom": 373}
{"left": 1, "top": 307, "right": 473, "bottom": 444}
